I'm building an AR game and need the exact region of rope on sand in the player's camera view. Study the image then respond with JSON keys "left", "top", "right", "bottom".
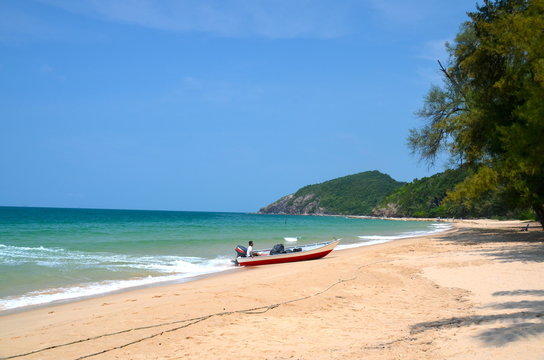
{"left": 4, "top": 259, "right": 388, "bottom": 360}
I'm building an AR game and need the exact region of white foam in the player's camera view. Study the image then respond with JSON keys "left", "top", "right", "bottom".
{"left": 0, "top": 244, "right": 221, "bottom": 274}
{"left": 284, "top": 237, "right": 299, "bottom": 242}
{"left": 0, "top": 256, "right": 234, "bottom": 311}
{"left": 335, "top": 222, "right": 452, "bottom": 251}
{"left": 336, "top": 238, "right": 391, "bottom": 250}
{"left": 1, "top": 244, "right": 235, "bottom": 311}
{"left": 0, "top": 243, "right": 65, "bottom": 254}
{"left": 358, "top": 234, "right": 407, "bottom": 241}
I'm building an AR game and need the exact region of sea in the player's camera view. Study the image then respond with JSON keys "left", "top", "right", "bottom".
{"left": 0, "top": 206, "right": 451, "bottom": 312}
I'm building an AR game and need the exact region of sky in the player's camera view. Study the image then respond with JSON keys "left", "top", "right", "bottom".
{"left": 0, "top": 0, "right": 479, "bottom": 212}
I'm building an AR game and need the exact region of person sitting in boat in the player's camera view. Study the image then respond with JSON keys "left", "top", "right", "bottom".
{"left": 247, "top": 241, "right": 259, "bottom": 257}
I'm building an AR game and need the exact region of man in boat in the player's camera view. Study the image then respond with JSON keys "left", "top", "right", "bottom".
{"left": 247, "top": 241, "right": 259, "bottom": 257}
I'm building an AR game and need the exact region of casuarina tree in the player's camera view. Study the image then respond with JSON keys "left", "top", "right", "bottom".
{"left": 408, "top": 0, "right": 544, "bottom": 228}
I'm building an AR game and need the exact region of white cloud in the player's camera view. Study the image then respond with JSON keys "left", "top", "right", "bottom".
{"left": 418, "top": 39, "right": 451, "bottom": 62}
{"left": 368, "top": 0, "right": 428, "bottom": 25}
{"left": 4, "top": 0, "right": 465, "bottom": 42}
{"left": 0, "top": 3, "right": 60, "bottom": 42}
{"left": 38, "top": 0, "right": 358, "bottom": 39}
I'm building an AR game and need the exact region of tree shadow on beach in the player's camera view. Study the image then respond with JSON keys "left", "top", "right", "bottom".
{"left": 477, "top": 322, "right": 544, "bottom": 346}
{"left": 415, "top": 228, "right": 544, "bottom": 346}
{"left": 411, "top": 289, "right": 544, "bottom": 347}
{"left": 493, "top": 290, "right": 544, "bottom": 297}
{"left": 437, "top": 228, "right": 544, "bottom": 263}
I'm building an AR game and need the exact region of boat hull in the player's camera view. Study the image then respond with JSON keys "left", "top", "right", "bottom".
{"left": 236, "top": 240, "right": 339, "bottom": 266}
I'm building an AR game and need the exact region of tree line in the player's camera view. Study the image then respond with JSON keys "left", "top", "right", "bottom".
{"left": 408, "top": 0, "right": 544, "bottom": 228}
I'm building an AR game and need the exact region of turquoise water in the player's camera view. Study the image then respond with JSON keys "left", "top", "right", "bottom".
{"left": 0, "top": 206, "right": 449, "bottom": 311}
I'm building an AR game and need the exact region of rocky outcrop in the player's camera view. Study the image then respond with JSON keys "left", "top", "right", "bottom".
{"left": 372, "top": 202, "right": 401, "bottom": 217}
{"left": 259, "top": 193, "right": 328, "bottom": 215}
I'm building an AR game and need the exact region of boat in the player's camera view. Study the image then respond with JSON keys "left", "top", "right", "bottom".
{"left": 235, "top": 239, "right": 340, "bottom": 266}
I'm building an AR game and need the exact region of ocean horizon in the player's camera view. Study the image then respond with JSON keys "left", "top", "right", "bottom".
{"left": 0, "top": 206, "right": 451, "bottom": 312}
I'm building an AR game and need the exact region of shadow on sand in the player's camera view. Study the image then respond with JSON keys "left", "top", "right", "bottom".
{"left": 411, "top": 293, "right": 544, "bottom": 346}
{"left": 412, "top": 228, "right": 544, "bottom": 346}
{"left": 438, "top": 227, "right": 544, "bottom": 263}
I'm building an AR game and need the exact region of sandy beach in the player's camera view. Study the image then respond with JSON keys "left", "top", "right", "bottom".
{"left": 1, "top": 220, "right": 543, "bottom": 360}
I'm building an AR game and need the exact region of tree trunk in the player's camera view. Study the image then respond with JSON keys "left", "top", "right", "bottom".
{"left": 533, "top": 204, "right": 544, "bottom": 230}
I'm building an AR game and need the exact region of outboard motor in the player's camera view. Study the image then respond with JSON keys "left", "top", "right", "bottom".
{"left": 235, "top": 245, "right": 247, "bottom": 258}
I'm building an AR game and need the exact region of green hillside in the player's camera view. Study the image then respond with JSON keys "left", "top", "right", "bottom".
{"left": 373, "top": 168, "right": 469, "bottom": 218}
{"left": 260, "top": 168, "right": 535, "bottom": 219}
{"left": 373, "top": 168, "right": 534, "bottom": 219}
{"left": 259, "top": 170, "right": 405, "bottom": 215}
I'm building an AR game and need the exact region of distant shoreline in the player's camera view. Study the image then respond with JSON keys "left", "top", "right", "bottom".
{"left": 257, "top": 211, "right": 538, "bottom": 226}
{"left": 256, "top": 211, "right": 524, "bottom": 224}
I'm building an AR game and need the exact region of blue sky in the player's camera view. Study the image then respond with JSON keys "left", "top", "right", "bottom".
{"left": 1, "top": 0, "right": 478, "bottom": 212}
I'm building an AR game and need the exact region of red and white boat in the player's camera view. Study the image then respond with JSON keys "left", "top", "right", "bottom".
{"left": 235, "top": 239, "right": 340, "bottom": 266}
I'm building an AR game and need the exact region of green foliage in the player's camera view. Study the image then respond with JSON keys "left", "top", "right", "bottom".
{"left": 293, "top": 170, "right": 405, "bottom": 215}
{"left": 262, "top": 168, "right": 534, "bottom": 219}
{"left": 443, "top": 166, "right": 530, "bottom": 219}
{"left": 374, "top": 167, "right": 533, "bottom": 219}
{"left": 408, "top": 0, "right": 544, "bottom": 226}
{"left": 374, "top": 168, "right": 469, "bottom": 218}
